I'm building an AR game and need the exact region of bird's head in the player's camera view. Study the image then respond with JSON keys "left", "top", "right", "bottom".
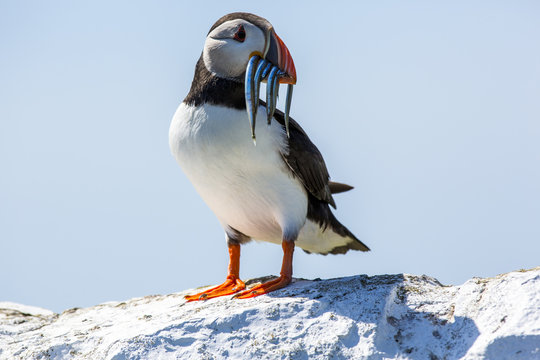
{"left": 202, "top": 13, "right": 296, "bottom": 85}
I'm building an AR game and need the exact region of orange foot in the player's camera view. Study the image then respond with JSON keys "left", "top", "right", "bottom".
{"left": 234, "top": 240, "right": 295, "bottom": 299}
{"left": 233, "top": 275, "right": 291, "bottom": 299}
{"left": 184, "top": 276, "right": 245, "bottom": 302}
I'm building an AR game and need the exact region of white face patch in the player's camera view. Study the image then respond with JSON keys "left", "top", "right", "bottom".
{"left": 203, "top": 19, "right": 266, "bottom": 79}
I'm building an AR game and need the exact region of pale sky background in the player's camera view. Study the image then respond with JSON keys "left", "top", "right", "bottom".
{"left": 1, "top": 1, "right": 539, "bottom": 313}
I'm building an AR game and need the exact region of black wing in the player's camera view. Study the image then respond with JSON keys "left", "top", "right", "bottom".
{"left": 271, "top": 108, "right": 337, "bottom": 208}
{"left": 270, "top": 107, "right": 370, "bottom": 253}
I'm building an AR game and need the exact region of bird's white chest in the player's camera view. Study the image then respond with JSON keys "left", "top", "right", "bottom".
{"left": 169, "top": 103, "right": 307, "bottom": 241}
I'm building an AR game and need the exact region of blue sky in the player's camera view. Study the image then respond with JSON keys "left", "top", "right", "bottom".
{"left": 1, "top": 1, "right": 539, "bottom": 313}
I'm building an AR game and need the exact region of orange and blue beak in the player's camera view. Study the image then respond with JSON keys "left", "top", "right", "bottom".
{"left": 266, "top": 30, "right": 297, "bottom": 85}
{"left": 245, "top": 30, "right": 296, "bottom": 143}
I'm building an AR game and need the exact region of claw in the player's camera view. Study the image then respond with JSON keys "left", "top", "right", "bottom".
{"left": 184, "top": 277, "right": 246, "bottom": 302}
{"left": 266, "top": 66, "right": 280, "bottom": 125}
{"left": 245, "top": 55, "right": 260, "bottom": 142}
{"left": 284, "top": 84, "right": 293, "bottom": 138}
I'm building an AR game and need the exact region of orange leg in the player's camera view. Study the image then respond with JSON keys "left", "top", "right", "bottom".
{"left": 184, "top": 243, "right": 245, "bottom": 301}
{"left": 234, "top": 240, "right": 294, "bottom": 299}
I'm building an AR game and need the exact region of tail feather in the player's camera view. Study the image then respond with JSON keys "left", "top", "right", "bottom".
{"left": 303, "top": 193, "right": 370, "bottom": 255}
{"left": 328, "top": 181, "right": 354, "bottom": 194}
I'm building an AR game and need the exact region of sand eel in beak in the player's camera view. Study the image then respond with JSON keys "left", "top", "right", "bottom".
{"left": 239, "top": 16, "right": 296, "bottom": 143}
{"left": 169, "top": 12, "right": 369, "bottom": 301}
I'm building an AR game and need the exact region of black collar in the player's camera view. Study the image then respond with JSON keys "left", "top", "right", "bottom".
{"left": 183, "top": 55, "right": 246, "bottom": 110}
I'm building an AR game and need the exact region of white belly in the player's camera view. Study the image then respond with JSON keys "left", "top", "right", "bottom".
{"left": 169, "top": 103, "right": 308, "bottom": 243}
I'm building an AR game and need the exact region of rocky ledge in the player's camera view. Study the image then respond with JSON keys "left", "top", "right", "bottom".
{"left": 1, "top": 267, "right": 540, "bottom": 359}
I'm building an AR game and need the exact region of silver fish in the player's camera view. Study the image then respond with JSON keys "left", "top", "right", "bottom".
{"left": 244, "top": 56, "right": 260, "bottom": 142}
{"left": 252, "top": 59, "right": 270, "bottom": 121}
{"left": 284, "top": 84, "right": 293, "bottom": 138}
{"left": 244, "top": 55, "right": 294, "bottom": 142}
{"left": 266, "top": 66, "right": 280, "bottom": 125}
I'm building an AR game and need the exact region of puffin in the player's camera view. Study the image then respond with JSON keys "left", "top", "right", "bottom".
{"left": 169, "top": 12, "right": 369, "bottom": 301}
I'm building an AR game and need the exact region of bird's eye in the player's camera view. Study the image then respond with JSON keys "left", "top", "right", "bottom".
{"left": 233, "top": 25, "right": 246, "bottom": 42}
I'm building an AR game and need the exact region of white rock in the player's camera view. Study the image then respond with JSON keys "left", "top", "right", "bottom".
{"left": 1, "top": 268, "right": 539, "bottom": 359}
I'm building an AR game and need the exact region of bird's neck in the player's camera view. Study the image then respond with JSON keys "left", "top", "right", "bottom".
{"left": 183, "top": 56, "right": 246, "bottom": 110}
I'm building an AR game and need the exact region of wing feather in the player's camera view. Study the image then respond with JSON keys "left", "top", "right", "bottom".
{"left": 269, "top": 106, "right": 336, "bottom": 208}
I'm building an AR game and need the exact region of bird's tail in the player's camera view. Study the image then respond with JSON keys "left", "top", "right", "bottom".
{"left": 297, "top": 194, "right": 370, "bottom": 255}
{"left": 322, "top": 210, "right": 370, "bottom": 254}
{"left": 328, "top": 181, "right": 354, "bottom": 194}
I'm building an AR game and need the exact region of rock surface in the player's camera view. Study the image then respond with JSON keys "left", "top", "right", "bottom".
{"left": 1, "top": 268, "right": 539, "bottom": 360}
